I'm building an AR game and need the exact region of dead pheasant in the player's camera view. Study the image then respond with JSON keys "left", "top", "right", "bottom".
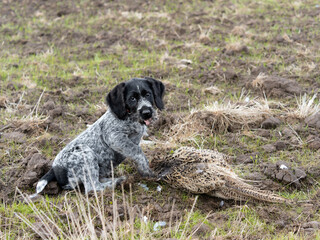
{"left": 151, "top": 146, "right": 289, "bottom": 203}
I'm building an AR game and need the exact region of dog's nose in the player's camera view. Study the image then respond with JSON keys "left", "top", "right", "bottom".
{"left": 141, "top": 108, "right": 152, "bottom": 119}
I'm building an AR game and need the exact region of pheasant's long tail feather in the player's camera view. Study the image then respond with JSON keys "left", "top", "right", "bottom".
{"left": 219, "top": 182, "right": 289, "bottom": 203}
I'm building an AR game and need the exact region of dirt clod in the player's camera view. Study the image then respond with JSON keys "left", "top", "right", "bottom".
{"left": 261, "top": 117, "right": 281, "bottom": 129}
{"left": 18, "top": 153, "right": 51, "bottom": 188}
{"left": 225, "top": 44, "right": 249, "bottom": 55}
{"left": 274, "top": 141, "right": 287, "bottom": 150}
{"left": 42, "top": 100, "right": 55, "bottom": 113}
{"left": 302, "top": 221, "right": 320, "bottom": 230}
{"left": 309, "top": 140, "right": 320, "bottom": 150}
{"left": 192, "top": 223, "right": 212, "bottom": 236}
{"left": 0, "top": 132, "right": 26, "bottom": 143}
{"left": 305, "top": 113, "right": 320, "bottom": 129}
{"left": 251, "top": 75, "right": 303, "bottom": 97}
{"left": 306, "top": 135, "right": 320, "bottom": 150}
{"left": 235, "top": 152, "right": 259, "bottom": 164}
{"left": 48, "top": 106, "right": 63, "bottom": 118}
{"left": 262, "top": 161, "right": 306, "bottom": 188}
{"left": 262, "top": 144, "right": 276, "bottom": 153}
{"left": 43, "top": 181, "right": 60, "bottom": 195}
{"left": 254, "top": 129, "right": 271, "bottom": 138}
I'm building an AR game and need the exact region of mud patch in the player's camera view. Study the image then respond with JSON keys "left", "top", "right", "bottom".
{"left": 250, "top": 74, "right": 304, "bottom": 97}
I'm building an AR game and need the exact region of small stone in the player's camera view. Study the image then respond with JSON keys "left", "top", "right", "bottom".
{"left": 261, "top": 117, "right": 281, "bottom": 129}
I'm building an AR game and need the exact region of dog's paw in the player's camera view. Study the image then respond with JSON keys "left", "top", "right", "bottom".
{"left": 141, "top": 170, "right": 158, "bottom": 180}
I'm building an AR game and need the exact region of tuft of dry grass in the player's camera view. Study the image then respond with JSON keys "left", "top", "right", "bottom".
{"left": 167, "top": 97, "right": 271, "bottom": 143}
{"left": 0, "top": 96, "right": 8, "bottom": 108}
{"left": 160, "top": 52, "right": 193, "bottom": 69}
{"left": 231, "top": 25, "right": 247, "bottom": 36}
{"left": 288, "top": 93, "right": 320, "bottom": 119}
{"left": 12, "top": 186, "right": 206, "bottom": 240}
{"left": 2, "top": 89, "right": 49, "bottom": 136}
{"left": 252, "top": 72, "right": 268, "bottom": 89}
{"left": 203, "top": 86, "right": 223, "bottom": 95}
{"left": 225, "top": 42, "right": 249, "bottom": 55}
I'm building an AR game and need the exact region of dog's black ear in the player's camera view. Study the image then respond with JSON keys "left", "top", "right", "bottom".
{"left": 106, "top": 82, "right": 127, "bottom": 120}
{"left": 145, "top": 77, "right": 165, "bottom": 110}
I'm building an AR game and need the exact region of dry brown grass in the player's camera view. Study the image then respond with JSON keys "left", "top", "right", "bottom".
{"left": 287, "top": 93, "right": 320, "bottom": 119}
{"left": 13, "top": 186, "right": 206, "bottom": 239}
{"left": 225, "top": 42, "right": 249, "bottom": 55}
{"left": 231, "top": 25, "right": 247, "bottom": 36}
{"left": 1, "top": 89, "right": 48, "bottom": 136}
{"left": 166, "top": 98, "right": 271, "bottom": 143}
{"left": 0, "top": 96, "right": 8, "bottom": 108}
{"left": 203, "top": 86, "right": 223, "bottom": 95}
{"left": 251, "top": 72, "right": 268, "bottom": 89}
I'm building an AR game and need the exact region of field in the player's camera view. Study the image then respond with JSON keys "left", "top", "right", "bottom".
{"left": 1, "top": 0, "right": 320, "bottom": 239}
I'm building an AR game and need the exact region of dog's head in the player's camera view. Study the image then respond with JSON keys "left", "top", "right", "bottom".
{"left": 106, "top": 77, "right": 165, "bottom": 125}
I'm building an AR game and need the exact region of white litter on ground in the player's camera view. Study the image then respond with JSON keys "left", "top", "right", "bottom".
{"left": 153, "top": 221, "right": 166, "bottom": 231}
{"left": 156, "top": 185, "right": 162, "bottom": 192}
{"left": 138, "top": 183, "right": 149, "bottom": 191}
{"left": 279, "top": 164, "right": 288, "bottom": 170}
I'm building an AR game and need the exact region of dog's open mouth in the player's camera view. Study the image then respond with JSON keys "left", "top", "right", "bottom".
{"left": 144, "top": 118, "right": 152, "bottom": 126}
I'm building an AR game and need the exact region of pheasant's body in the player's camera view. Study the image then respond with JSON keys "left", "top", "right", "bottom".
{"left": 151, "top": 147, "right": 288, "bottom": 203}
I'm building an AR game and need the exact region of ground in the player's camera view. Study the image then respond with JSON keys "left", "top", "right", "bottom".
{"left": 1, "top": 0, "right": 320, "bottom": 239}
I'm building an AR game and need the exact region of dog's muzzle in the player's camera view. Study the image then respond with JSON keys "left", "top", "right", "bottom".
{"left": 139, "top": 106, "right": 153, "bottom": 126}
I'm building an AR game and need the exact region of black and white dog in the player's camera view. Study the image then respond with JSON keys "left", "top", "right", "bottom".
{"left": 33, "top": 77, "right": 165, "bottom": 196}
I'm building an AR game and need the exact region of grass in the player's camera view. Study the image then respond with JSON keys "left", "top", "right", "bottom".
{"left": 8, "top": 187, "right": 209, "bottom": 240}
{"left": 1, "top": 0, "right": 320, "bottom": 239}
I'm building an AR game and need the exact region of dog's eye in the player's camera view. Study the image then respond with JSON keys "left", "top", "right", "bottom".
{"left": 145, "top": 93, "right": 150, "bottom": 97}
{"left": 130, "top": 97, "right": 136, "bottom": 102}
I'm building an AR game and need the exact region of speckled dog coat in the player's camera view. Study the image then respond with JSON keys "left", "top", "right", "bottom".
{"left": 33, "top": 77, "right": 165, "bottom": 195}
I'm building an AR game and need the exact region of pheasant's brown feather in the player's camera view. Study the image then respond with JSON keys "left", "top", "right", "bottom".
{"left": 152, "top": 147, "right": 289, "bottom": 204}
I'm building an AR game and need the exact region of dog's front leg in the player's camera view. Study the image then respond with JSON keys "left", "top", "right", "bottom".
{"left": 107, "top": 133, "right": 156, "bottom": 178}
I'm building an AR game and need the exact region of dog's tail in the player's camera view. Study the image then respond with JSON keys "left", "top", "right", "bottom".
{"left": 30, "top": 168, "right": 56, "bottom": 199}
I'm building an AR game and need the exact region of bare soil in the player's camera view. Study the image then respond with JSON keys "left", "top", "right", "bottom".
{"left": 1, "top": 0, "right": 320, "bottom": 238}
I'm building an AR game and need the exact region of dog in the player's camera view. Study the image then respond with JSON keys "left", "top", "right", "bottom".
{"left": 32, "top": 77, "right": 165, "bottom": 196}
